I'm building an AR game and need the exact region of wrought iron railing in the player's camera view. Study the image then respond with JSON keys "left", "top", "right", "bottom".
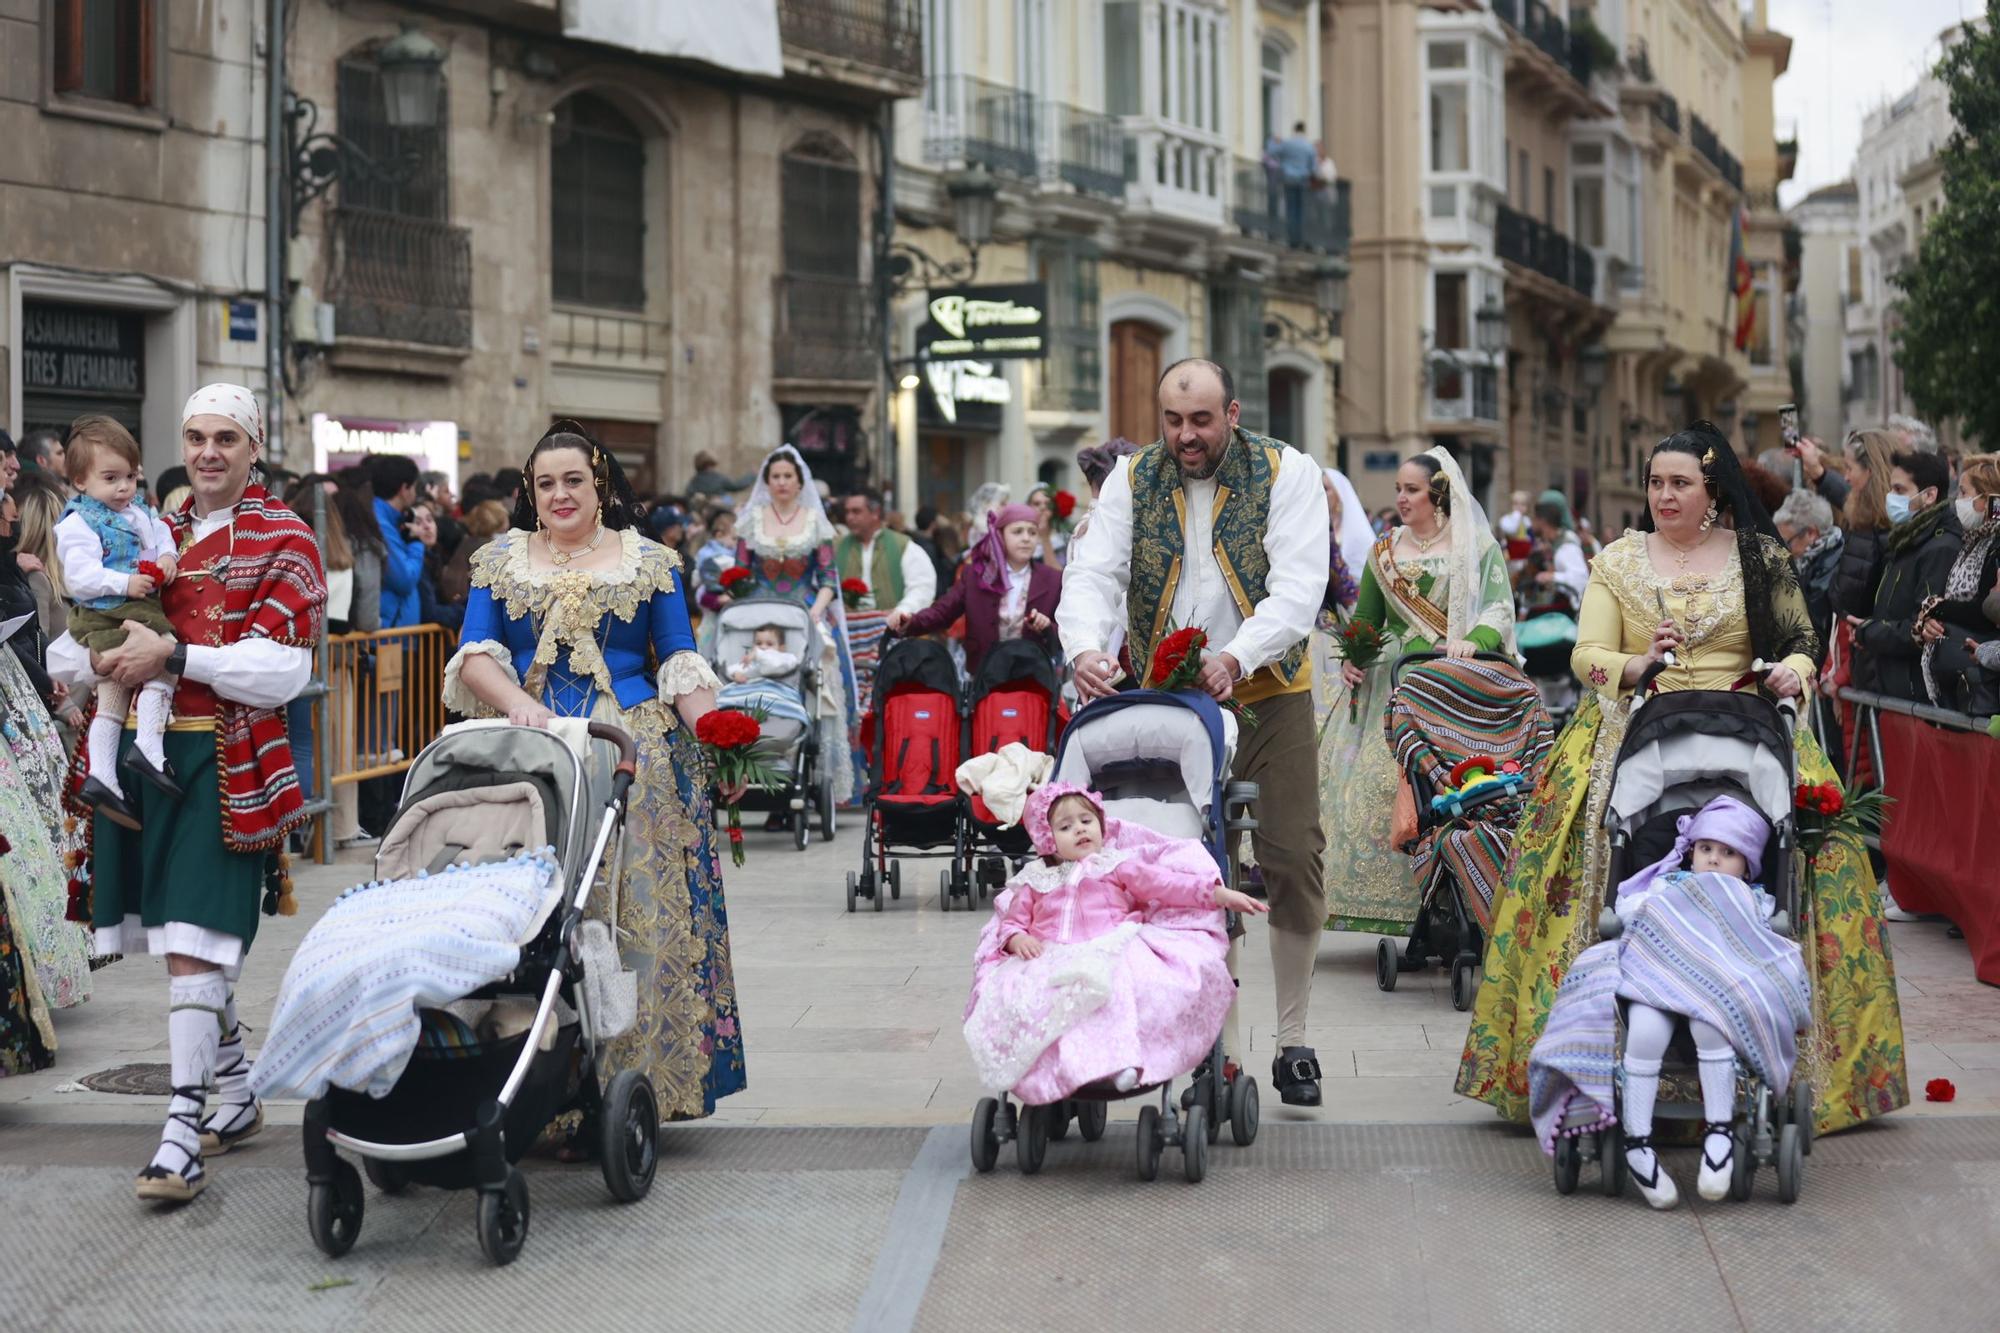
{"left": 1496, "top": 203, "right": 1595, "bottom": 298}
{"left": 923, "top": 75, "right": 1038, "bottom": 178}
{"left": 776, "top": 0, "right": 921, "bottom": 79}
{"left": 1690, "top": 114, "right": 1744, "bottom": 190}
{"left": 1651, "top": 93, "right": 1681, "bottom": 136}
{"left": 772, "top": 273, "right": 876, "bottom": 383}
{"left": 1494, "top": 0, "right": 1589, "bottom": 82}
{"left": 329, "top": 207, "right": 472, "bottom": 348}
{"left": 1046, "top": 102, "right": 1125, "bottom": 199}
{"left": 1230, "top": 158, "right": 1352, "bottom": 254}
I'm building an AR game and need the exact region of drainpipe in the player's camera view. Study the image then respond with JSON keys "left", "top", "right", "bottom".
{"left": 266, "top": 0, "right": 287, "bottom": 462}
{"left": 877, "top": 102, "right": 897, "bottom": 503}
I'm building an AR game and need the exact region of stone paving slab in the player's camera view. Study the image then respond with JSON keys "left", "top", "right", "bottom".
{"left": 7, "top": 1119, "right": 1999, "bottom": 1332}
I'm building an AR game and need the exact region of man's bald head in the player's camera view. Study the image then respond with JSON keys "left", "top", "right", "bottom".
{"left": 1156, "top": 358, "right": 1239, "bottom": 480}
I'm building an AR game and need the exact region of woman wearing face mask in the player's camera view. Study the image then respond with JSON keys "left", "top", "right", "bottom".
{"left": 886, "top": 503, "right": 1060, "bottom": 679}
{"left": 1852, "top": 448, "right": 1961, "bottom": 703}
{"left": 1910, "top": 454, "right": 2000, "bottom": 709}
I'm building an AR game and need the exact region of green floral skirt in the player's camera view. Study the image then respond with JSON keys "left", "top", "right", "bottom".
{"left": 1454, "top": 691, "right": 1909, "bottom": 1136}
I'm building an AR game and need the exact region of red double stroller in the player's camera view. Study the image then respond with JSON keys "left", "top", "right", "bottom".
{"left": 849, "top": 637, "right": 963, "bottom": 912}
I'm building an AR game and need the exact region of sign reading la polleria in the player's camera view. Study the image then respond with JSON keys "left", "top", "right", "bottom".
{"left": 917, "top": 282, "right": 1048, "bottom": 361}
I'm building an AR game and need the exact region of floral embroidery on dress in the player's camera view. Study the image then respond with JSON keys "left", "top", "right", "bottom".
{"left": 1588, "top": 665, "right": 1609, "bottom": 687}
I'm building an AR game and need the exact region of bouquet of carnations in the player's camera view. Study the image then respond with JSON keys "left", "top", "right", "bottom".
{"left": 840, "top": 576, "right": 871, "bottom": 610}
{"left": 1052, "top": 490, "right": 1078, "bottom": 531}
{"left": 1794, "top": 779, "right": 1891, "bottom": 870}
{"left": 696, "top": 708, "right": 782, "bottom": 866}
{"left": 719, "top": 566, "right": 751, "bottom": 597}
{"left": 1147, "top": 624, "right": 1255, "bottom": 725}
{"left": 1327, "top": 619, "right": 1388, "bottom": 722}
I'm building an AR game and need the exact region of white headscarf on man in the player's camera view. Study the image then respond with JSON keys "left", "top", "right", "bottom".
{"left": 1421, "top": 445, "right": 1518, "bottom": 656}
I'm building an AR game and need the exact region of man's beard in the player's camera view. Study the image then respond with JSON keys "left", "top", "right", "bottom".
{"left": 1177, "top": 446, "right": 1226, "bottom": 481}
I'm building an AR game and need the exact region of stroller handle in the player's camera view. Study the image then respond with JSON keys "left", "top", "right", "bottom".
{"left": 587, "top": 722, "right": 639, "bottom": 798}
{"left": 1390, "top": 649, "right": 1519, "bottom": 691}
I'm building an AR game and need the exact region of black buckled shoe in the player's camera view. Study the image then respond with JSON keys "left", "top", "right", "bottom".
{"left": 80, "top": 776, "right": 142, "bottom": 831}
{"left": 1271, "top": 1046, "right": 1324, "bottom": 1107}
{"left": 122, "top": 747, "right": 185, "bottom": 799}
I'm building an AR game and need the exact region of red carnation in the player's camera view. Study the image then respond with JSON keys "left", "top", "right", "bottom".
{"left": 1053, "top": 490, "right": 1077, "bottom": 519}
{"left": 695, "top": 709, "right": 761, "bottom": 751}
{"left": 1818, "top": 783, "right": 1844, "bottom": 816}
{"left": 841, "top": 577, "right": 869, "bottom": 595}
{"left": 720, "top": 566, "right": 751, "bottom": 589}
{"left": 1926, "top": 1077, "right": 1957, "bottom": 1103}
{"left": 1149, "top": 626, "right": 1206, "bottom": 686}
{"left": 137, "top": 559, "right": 166, "bottom": 584}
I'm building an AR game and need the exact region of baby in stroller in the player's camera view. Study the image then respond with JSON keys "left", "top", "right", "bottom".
{"left": 1530, "top": 794, "right": 1810, "bottom": 1210}
{"left": 964, "top": 782, "right": 1265, "bottom": 1105}
{"left": 727, "top": 624, "right": 799, "bottom": 684}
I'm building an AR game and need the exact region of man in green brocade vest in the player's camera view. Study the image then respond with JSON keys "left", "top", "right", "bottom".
{"left": 836, "top": 491, "right": 936, "bottom": 617}
{"left": 1058, "top": 358, "right": 1333, "bottom": 1108}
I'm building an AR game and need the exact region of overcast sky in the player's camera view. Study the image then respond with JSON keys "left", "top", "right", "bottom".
{"left": 1772, "top": 0, "right": 1982, "bottom": 205}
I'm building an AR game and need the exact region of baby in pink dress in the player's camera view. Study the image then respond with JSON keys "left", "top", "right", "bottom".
{"left": 962, "top": 782, "right": 1266, "bottom": 1104}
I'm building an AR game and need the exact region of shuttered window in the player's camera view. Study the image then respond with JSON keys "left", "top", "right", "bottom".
{"left": 551, "top": 95, "right": 647, "bottom": 309}
{"left": 782, "top": 153, "right": 862, "bottom": 277}
{"left": 52, "top": 0, "right": 155, "bottom": 106}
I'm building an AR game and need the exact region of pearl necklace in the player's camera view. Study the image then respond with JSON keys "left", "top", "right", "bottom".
{"left": 543, "top": 524, "right": 605, "bottom": 566}
{"left": 1404, "top": 520, "right": 1446, "bottom": 554}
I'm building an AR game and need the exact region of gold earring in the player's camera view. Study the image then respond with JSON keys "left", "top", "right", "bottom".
{"left": 1700, "top": 502, "right": 1718, "bottom": 533}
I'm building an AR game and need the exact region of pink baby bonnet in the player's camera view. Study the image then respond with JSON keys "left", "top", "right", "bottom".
{"left": 1022, "top": 782, "right": 1119, "bottom": 856}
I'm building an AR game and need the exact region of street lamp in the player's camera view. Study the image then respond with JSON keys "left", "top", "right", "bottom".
{"left": 285, "top": 25, "right": 448, "bottom": 233}
{"left": 945, "top": 165, "right": 998, "bottom": 258}
{"left": 1579, "top": 343, "right": 1609, "bottom": 394}
{"left": 1264, "top": 257, "right": 1351, "bottom": 344}
{"left": 1475, "top": 295, "right": 1509, "bottom": 357}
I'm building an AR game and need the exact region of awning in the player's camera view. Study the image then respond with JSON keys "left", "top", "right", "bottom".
{"left": 562, "top": 0, "right": 782, "bottom": 78}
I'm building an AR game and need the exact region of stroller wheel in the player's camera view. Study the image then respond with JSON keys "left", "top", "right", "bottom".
{"left": 1016, "top": 1105, "right": 1049, "bottom": 1175}
{"left": 938, "top": 869, "right": 953, "bottom": 911}
{"left": 475, "top": 1168, "right": 531, "bottom": 1266}
{"left": 1728, "top": 1123, "right": 1756, "bottom": 1202}
{"left": 1552, "top": 1135, "right": 1581, "bottom": 1195}
{"left": 1077, "top": 1100, "right": 1109, "bottom": 1142}
{"left": 845, "top": 872, "right": 858, "bottom": 913}
{"left": 1376, "top": 938, "right": 1399, "bottom": 992}
{"left": 598, "top": 1070, "right": 659, "bottom": 1204}
{"left": 1193, "top": 1076, "right": 1220, "bottom": 1145}
{"left": 819, "top": 775, "right": 837, "bottom": 841}
{"left": 1791, "top": 1080, "right": 1815, "bottom": 1156}
{"left": 1182, "top": 1106, "right": 1209, "bottom": 1183}
{"left": 970, "top": 1098, "right": 1000, "bottom": 1173}
{"left": 363, "top": 1156, "right": 409, "bottom": 1196}
{"left": 1599, "top": 1126, "right": 1626, "bottom": 1197}
{"left": 1135, "top": 1105, "right": 1162, "bottom": 1181}
{"left": 1450, "top": 956, "right": 1479, "bottom": 1012}
{"left": 793, "top": 802, "right": 810, "bottom": 851}
{"left": 1048, "top": 1103, "right": 1071, "bottom": 1142}
{"left": 1775, "top": 1123, "right": 1805, "bottom": 1204}
{"left": 1228, "top": 1076, "right": 1260, "bottom": 1147}
{"left": 889, "top": 862, "right": 902, "bottom": 901}
{"left": 307, "top": 1159, "right": 364, "bottom": 1256}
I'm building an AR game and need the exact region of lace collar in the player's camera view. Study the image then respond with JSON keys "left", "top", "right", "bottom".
{"left": 1010, "top": 847, "right": 1129, "bottom": 895}
{"left": 741, "top": 502, "right": 835, "bottom": 559}
{"left": 471, "top": 528, "right": 681, "bottom": 626}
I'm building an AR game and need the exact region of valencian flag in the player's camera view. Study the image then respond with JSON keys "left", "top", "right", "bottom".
{"left": 1728, "top": 204, "right": 1755, "bottom": 352}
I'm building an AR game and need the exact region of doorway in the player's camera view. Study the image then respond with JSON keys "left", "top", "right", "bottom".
{"left": 1109, "top": 319, "right": 1164, "bottom": 444}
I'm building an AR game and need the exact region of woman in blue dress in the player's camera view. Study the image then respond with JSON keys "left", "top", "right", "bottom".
{"left": 444, "top": 422, "right": 744, "bottom": 1120}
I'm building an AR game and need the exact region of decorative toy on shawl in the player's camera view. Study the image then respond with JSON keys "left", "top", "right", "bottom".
{"left": 1528, "top": 795, "right": 1810, "bottom": 1210}
{"left": 961, "top": 783, "right": 1265, "bottom": 1104}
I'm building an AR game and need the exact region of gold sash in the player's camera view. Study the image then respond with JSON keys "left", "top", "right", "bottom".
{"left": 1370, "top": 535, "right": 1449, "bottom": 643}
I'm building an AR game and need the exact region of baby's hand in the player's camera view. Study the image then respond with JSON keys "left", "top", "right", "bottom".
{"left": 126, "top": 572, "right": 157, "bottom": 599}
{"left": 157, "top": 554, "right": 178, "bottom": 583}
{"left": 1004, "top": 934, "right": 1044, "bottom": 960}
{"left": 1213, "top": 885, "right": 1269, "bottom": 915}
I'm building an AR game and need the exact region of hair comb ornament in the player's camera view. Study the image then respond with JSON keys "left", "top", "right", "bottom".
{"left": 1702, "top": 447, "right": 1716, "bottom": 467}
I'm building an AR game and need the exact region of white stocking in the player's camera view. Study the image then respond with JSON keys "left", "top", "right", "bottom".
{"left": 1692, "top": 1019, "right": 1738, "bottom": 1166}
{"left": 1622, "top": 1002, "right": 1678, "bottom": 1175}
{"left": 135, "top": 680, "right": 174, "bottom": 767}
{"left": 1220, "top": 934, "right": 1243, "bottom": 1065}
{"left": 152, "top": 971, "right": 227, "bottom": 1176}
{"left": 89, "top": 683, "right": 133, "bottom": 791}
{"left": 203, "top": 987, "right": 258, "bottom": 1137}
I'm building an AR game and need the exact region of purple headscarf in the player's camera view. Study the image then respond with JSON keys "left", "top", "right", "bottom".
{"left": 1615, "top": 794, "right": 1773, "bottom": 906}
{"left": 967, "top": 502, "right": 1040, "bottom": 595}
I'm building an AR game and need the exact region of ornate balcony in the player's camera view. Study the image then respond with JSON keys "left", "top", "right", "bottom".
{"left": 772, "top": 273, "right": 876, "bottom": 384}
{"left": 329, "top": 208, "right": 472, "bottom": 350}
{"left": 776, "top": 0, "right": 921, "bottom": 83}
{"left": 1496, "top": 203, "right": 1597, "bottom": 300}
{"left": 1690, "top": 114, "right": 1744, "bottom": 191}
{"left": 1230, "top": 159, "right": 1352, "bottom": 255}
{"left": 1043, "top": 103, "right": 1125, "bottom": 200}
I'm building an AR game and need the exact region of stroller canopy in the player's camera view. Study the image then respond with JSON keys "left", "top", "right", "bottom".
{"left": 1387, "top": 657, "right": 1553, "bottom": 789}
{"left": 1053, "top": 690, "right": 1233, "bottom": 859}
{"left": 390, "top": 720, "right": 614, "bottom": 884}
{"left": 872, "top": 636, "right": 959, "bottom": 712}
{"left": 1606, "top": 691, "right": 1794, "bottom": 832}
{"left": 713, "top": 596, "right": 820, "bottom": 668}
{"left": 972, "top": 638, "right": 1061, "bottom": 703}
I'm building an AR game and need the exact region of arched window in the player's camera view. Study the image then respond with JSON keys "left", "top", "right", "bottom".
{"left": 782, "top": 134, "right": 862, "bottom": 279}
{"left": 336, "top": 46, "right": 449, "bottom": 219}
{"left": 551, "top": 94, "right": 647, "bottom": 309}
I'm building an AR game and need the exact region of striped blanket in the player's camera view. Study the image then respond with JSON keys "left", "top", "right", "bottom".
{"left": 1388, "top": 659, "right": 1552, "bottom": 931}
{"left": 716, "top": 678, "right": 813, "bottom": 733}
{"left": 1527, "top": 870, "right": 1812, "bottom": 1152}
{"left": 248, "top": 850, "right": 563, "bottom": 1101}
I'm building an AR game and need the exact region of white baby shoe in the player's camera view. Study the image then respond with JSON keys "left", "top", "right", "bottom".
{"left": 1624, "top": 1138, "right": 1680, "bottom": 1210}
{"left": 1697, "top": 1123, "right": 1735, "bottom": 1201}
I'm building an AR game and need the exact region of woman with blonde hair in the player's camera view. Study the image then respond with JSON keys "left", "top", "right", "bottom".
{"left": 10, "top": 471, "right": 70, "bottom": 643}
{"left": 1833, "top": 429, "right": 1896, "bottom": 618}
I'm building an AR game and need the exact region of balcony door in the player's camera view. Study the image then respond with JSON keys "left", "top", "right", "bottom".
{"left": 1109, "top": 319, "right": 1165, "bottom": 444}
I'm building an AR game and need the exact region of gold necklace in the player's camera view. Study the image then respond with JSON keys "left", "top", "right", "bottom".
{"left": 1660, "top": 529, "right": 1706, "bottom": 574}
{"left": 1405, "top": 520, "right": 1446, "bottom": 554}
{"left": 544, "top": 524, "right": 604, "bottom": 566}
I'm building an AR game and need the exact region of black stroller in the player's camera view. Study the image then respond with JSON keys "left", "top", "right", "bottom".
{"left": 1375, "top": 653, "right": 1554, "bottom": 1010}
{"left": 298, "top": 720, "right": 655, "bottom": 1265}
{"left": 1551, "top": 689, "right": 1814, "bottom": 1204}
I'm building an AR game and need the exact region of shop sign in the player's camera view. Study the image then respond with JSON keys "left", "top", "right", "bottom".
{"left": 311, "top": 413, "right": 459, "bottom": 483}
{"left": 21, "top": 302, "right": 145, "bottom": 397}
{"left": 923, "top": 359, "right": 1010, "bottom": 427}
{"left": 916, "top": 283, "right": 1048, "bottom": 361}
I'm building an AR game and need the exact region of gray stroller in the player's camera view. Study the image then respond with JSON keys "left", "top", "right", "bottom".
{"left": 709, "top": 596, "right": 835, "bottom": 848}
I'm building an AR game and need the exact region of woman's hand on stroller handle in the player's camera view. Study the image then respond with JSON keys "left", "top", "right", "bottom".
{"left": 508, "top": 702, "right": 554, "bottom": 728}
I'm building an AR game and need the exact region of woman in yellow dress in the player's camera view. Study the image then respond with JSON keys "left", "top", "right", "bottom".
{"left": 1456, "top": 424, "right": 1907, "bottom": 1135}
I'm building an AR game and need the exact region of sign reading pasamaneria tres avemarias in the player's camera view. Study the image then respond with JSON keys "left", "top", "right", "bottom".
{"left": 916, "top": 283, "right": 1049, "bottom": 361}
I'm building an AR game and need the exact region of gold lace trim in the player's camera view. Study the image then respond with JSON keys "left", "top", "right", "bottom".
{"left": 1595, "top": 531, "right": 1745, "bottom": 653}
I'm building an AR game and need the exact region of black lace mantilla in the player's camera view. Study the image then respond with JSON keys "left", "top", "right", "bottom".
{"left": 1739, "top": 530, "right": 1821, "bottom": 668}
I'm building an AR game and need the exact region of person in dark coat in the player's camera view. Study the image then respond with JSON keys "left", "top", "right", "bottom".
{"left": 1831, "top": 428, "right": 1896, "bottom": 619}
{"left": 887, "top": 502, "right": 1060, "bottom": 678}
{"left": 1853, "top": 449, "right": 1961, "bottom": 702}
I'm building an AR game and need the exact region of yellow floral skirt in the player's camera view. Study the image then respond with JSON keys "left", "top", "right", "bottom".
{"left": 1454, "top": 692, "right": 1909, "bottom": 1136}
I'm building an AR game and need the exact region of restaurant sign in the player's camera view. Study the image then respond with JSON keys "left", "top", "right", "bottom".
{"left": 915, "top": 283, "right": 1048, "bottom": 361}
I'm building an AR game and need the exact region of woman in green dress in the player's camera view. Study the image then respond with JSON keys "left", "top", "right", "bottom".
{"left": 1320, "top": 448, "right": 1516, "bottom": 933}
